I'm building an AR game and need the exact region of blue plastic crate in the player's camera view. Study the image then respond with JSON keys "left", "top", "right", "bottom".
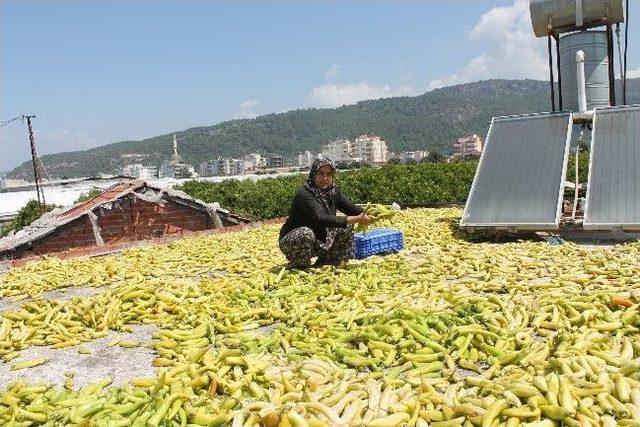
{"left": 353, "top": 228, "right": 404, "bottom": 259}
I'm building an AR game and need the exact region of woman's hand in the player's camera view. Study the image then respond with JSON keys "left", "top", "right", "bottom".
{"left": 347, "top": 212, "right": 374, "bottom": 225}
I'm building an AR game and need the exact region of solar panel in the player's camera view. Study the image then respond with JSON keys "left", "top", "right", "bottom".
{"left": 461, "top": 112, "right": 572, "bottom": 229}
{"left": 584, "top": 105, "right": 640, "bottom": 230}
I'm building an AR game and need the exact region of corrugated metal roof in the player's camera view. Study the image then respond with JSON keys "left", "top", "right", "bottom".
{"left": 0, "top": 180, "right": 250, "bottom": 257}
{"left": 584, "top": 105, "right": 640, "bottom": 230}
{"left": 60, "top": 180, "right": 144, "bottom": 220}
{"left": 461, "top": 112, "right": 572, "bottom": 229}
{"left": 0, "top": 180, "right": 145, "bottom": 254}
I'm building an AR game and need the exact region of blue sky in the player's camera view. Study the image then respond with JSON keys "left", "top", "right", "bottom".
{"left": 1, "top": 0, "right": 638, "bottom": 171}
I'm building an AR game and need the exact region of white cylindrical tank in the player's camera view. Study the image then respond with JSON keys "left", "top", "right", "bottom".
{"left": 559, "top": 30, "right": 610, "bottom": 112}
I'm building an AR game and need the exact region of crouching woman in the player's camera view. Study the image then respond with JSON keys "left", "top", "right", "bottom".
{"left": 279, "top": 159, "right": 373, "bottom": 269}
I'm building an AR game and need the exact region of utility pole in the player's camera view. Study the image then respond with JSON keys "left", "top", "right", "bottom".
{"left": 24, "top": 115, "right": 46, "bottom": 211}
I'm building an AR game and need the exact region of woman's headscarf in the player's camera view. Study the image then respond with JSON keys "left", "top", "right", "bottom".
{"left": 305, "top": 158, "right": 338, "bottom": 213}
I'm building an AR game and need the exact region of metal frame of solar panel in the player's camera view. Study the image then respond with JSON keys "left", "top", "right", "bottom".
{"left": 461, "top": 112, "right": 573, "bottom": 230}
{"left": 584, "top": 105, "right": 640, "bottom": 230}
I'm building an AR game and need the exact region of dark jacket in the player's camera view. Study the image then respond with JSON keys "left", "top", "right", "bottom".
{"left": 279, "top": 185, "right": 364, "bottom": 242}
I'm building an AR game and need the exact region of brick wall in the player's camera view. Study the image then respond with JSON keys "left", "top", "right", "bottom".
{"left": 27, "top": 216, "right": 97, "bottom": 256}
{"left": 10, "top": 195, "right": 216, "bottom": 259}
{"left": 97, "top": 196, "right": 214, "bottom": 243}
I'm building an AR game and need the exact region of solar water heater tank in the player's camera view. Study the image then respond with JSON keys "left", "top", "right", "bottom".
{"left": 460, "top": 0, "right": 635, "bottom": 232}
{"left": 530, "top": 0, "right": 625, "bottom": 37}
{"left": 559, "top": 30, "right": 610, "bottom": 111}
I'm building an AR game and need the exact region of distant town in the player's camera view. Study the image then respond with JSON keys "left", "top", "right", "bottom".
{"left": 0, "top": 133, "right": 483, "bottom": 190}
{"left": 118, "top": 133, "right": 483, "bottom": 180}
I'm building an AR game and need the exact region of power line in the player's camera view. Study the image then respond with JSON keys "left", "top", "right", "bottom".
{"left": 0, "top": 115, "right": 25, "bottom": 128}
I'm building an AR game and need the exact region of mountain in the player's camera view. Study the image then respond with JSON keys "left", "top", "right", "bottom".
{"left": 7, "top": 78, "right": 639, "bottom": 179}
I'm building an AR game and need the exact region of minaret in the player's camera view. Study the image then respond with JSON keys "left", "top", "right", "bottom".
{"left": 173, "top": 134, "right": 178, "bottom": 157}
{"left": 170, "top": 133, "right": 183, "bottom": 163}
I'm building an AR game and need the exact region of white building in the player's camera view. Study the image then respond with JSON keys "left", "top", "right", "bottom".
{"left": 198, "top": 162, "right": 209, "bottom": 177}
{"left": 452, "top": 134, "right": 483, "bottom": 159}
{"left": 243, "top": 153, "right": 263, "bottom": 171}
{"left": 159, "top": 162, "right": 174, "bottom": 179}
{"left": 229, "top": 159, "right": 245, "bottom": 175}
{"left": 201, "top": 158, "right": 230, "bottom": 176}
{"left": 321, "top": 139, "right": 351, "bottom": 162}
{"left": 122, "top": 164, "right": 158, "bottom": 179}
{"left": 159, "top": 161, "right": 196, "bottom": 179}
{"left": 352, "top": 135, "right": 388, "bottom": 164}
{"left": 398, "top": 150, "right": 429, "bottom": 163}
{"left": 297, "top": 151, "right": 314, "bottom": 168}
{"left": 266, "top": 155, "right": 285, "bottom": 168}
{"left": 199, "top": 157, "right": 244, "bottom": 176}
{"left": 215, "top": 158, "right": 231, "bottom": 176}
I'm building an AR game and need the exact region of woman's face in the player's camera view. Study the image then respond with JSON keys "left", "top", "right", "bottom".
{"left": 314, "top": 164, "right": 334, "bottom": 189}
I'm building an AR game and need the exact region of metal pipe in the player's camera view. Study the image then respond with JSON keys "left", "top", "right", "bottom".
{"left": 623, "top": 0, "right": 629, "bottom": 105}
{"left": 576, "top": 50, "right": 588, "bottom": 112}
{"left": 548, "top": 33, "right": 556, "bottom": 111}
{"left": 572, "top": 143, "right": 580, "bottom": 220}
{"left": 554, "top": 34, "right": 563, "bottom": 110}
{"left": 576, "top": 0, "right": 584, "bottom": 27}
{"left": 606, "top": 23, "right": 616, "bottom": 106}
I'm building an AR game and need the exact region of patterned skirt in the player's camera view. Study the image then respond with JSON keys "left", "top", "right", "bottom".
{"left": 279, "top": 226, "right": 355, "bottom": 269}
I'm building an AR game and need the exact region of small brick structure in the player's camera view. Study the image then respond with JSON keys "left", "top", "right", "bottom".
{"left": 0, "top": 180, "right": 249, "bottom": 260}
{"left": 0, "top": 217, "right": 287, "bottom": 270}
